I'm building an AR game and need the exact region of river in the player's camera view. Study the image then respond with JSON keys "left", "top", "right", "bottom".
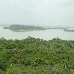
{"left": 0, "top": 26, "right": 74, "bottom": 40}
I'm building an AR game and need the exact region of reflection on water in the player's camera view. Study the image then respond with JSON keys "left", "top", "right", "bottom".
{"left": 0, "top": 26, "right": 74, "bottom": 40}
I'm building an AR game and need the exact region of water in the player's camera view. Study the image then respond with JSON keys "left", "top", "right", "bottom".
{"left": 0, "top": 26, "right": 74, "bottom": 40}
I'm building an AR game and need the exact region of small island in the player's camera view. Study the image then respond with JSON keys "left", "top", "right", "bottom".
{"left": 3, "top": 25, "right": 74, "bottom": 32}
{"left": 3, "top": 25, "right": 46, "bottom": 32}
{"left": 64, "top": 28, "right": 74, "bottom": 32}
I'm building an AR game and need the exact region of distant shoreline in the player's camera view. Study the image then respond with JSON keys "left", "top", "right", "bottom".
{"left": 3, "top": 25, "right": 74, "bottom": 32}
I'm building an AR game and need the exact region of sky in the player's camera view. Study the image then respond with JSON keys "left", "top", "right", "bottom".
{"left": 0, "top": 0, "right": 74, "bottom": 26}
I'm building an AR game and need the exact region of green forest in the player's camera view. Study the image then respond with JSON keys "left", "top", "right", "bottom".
{"left": 0, "top": 37, "right": 74, "bottom": 74}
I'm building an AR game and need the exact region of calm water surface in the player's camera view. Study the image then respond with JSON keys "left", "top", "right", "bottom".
{"left": 0, "top": 26, "right": 74, "bottom": 40}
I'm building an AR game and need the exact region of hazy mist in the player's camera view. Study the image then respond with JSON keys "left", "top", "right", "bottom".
{"left": 0, "top": 0, "right": 74, "bottom": 26}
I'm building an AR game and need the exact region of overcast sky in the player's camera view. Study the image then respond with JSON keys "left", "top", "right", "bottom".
{"left": 0, "top": 0, "right": 74, "bottom": 26}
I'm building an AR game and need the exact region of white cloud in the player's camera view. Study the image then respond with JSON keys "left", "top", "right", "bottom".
{"left": 0, "top": 0, "right": 74, "bottom": 26}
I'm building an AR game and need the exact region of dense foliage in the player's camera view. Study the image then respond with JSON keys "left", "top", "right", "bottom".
{"left": 0, "top": 37, "right": 74, "bottom": 74}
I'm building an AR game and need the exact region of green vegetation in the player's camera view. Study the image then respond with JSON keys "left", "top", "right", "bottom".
{"left": 0, "top": 37, "right": 74, "bottom": 74}
{"left": 3, "top": 25, "right": 46, "bottom": 32}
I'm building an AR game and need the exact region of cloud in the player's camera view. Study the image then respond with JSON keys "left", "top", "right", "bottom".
{"left": 58, "top": 0, "right": 74, "bottom": 6}
{"left": 0, "top": 0, "right": 74, "bottom": 26}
